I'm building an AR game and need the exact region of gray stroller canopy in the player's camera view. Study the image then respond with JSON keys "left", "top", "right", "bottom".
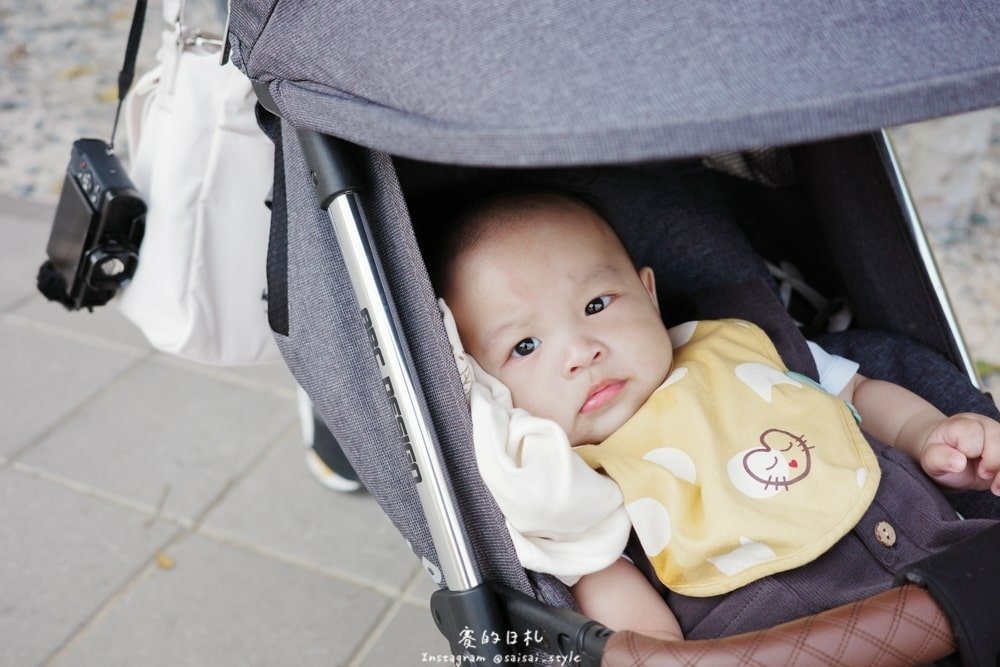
{"left": 231, "top": 0, "right": 1000, "bottom": 166}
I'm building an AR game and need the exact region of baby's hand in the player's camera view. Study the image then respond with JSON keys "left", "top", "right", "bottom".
{"left": 919, "top": 413, "right": 1000, "bottom": 494}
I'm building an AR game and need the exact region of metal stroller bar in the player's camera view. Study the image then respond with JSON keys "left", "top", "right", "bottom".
{"left": 877, "top": 130, "right": 980, "bottom": 388}
{"left": 294, "top": 128, "right": 481, "bottom": 592}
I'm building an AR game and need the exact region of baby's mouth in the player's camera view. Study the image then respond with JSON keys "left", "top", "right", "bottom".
{"left": 580, "top": 380, "right": 626, "bottom": 414}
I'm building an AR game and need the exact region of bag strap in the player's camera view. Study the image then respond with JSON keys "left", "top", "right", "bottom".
{"left": 110, "top": 0, "right": 147, "bottom": 150}
{"left": 164, "top": 0, "right": 228, "bottom": 60}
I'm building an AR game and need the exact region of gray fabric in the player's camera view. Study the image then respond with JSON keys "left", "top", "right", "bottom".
{"left": 229, "top": 0, "right": 1000, "bottom": 166}
{"left": 794, "top": 136, "right": 971, "bottom": 365}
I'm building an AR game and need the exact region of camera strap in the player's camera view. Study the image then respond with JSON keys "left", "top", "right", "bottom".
{"left": 110, "top": 0, "right": 148, "bottom": 151}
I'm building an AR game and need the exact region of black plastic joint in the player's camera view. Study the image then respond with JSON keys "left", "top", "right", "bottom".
{"left": 494, "top": 584, "right": 610, "bottom": 667}
{"left": 295, "top": 129, "right": 365, "bottom": 209}
{"left": 430, "top": 584, "right": 507, "bottom": 660}
{"left": 250, "top": 81, "right": 365, "bottom": 209}
{"left": 252, "top": 80, "right": 281, "bottom": 116}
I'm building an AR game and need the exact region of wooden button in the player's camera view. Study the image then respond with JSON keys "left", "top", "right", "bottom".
{"left": 874, "top": 521, "right": 896, "bottom": 547}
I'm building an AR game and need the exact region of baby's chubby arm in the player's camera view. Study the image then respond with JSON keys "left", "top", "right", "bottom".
{"left": 572, "top": 557, "right": 684, "bottom": 642}
{"left": 840, "top": 374, "right": 1000, "bottom": 495}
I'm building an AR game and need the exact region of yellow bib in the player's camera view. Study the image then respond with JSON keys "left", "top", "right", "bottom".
{"left": 575, "top": 319, "right": 880, "bottom": 597}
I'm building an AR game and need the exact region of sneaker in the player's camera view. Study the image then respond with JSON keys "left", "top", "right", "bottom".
{"left": 305, "top": 448, "right": 363, "bottom": 493}
{"left": 297, "top": 385, "right": 364, "bottom": 493}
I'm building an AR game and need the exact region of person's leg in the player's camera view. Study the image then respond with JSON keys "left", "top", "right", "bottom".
{"left": 297, "top": 386, "right": 364, "bottom": 492}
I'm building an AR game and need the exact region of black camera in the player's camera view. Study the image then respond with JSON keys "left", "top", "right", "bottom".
{"left": 38, "top": 138, "right": 146, "bottom": 311}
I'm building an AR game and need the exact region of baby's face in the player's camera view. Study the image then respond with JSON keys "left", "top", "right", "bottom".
{"left": 447, "top": 201, "right": 674, "bottom": 446}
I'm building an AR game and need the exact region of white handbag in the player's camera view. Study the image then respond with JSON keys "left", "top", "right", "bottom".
{"left": 119, "top": 2, "right": 280, "bottom": 365}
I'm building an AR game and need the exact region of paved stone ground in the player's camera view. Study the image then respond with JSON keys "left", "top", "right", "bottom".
{"left": 1, "top": 1, "right": 998, "bottom": 665}
{"left": 891, "top": 110, "right": 1000, "bottom": 390}
{"left": 1, "top": 194, "right": 451, "bottom": 667}
{"left": 1, "top": 3, "right": 451, "bottom": 666}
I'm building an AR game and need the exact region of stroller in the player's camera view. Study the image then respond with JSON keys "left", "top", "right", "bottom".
{"left": 226, "top": 1, "right": 1000, "bottom": 664}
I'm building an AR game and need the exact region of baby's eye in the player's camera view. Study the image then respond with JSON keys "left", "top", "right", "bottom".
{"left": 585, "top": 296, "right": 612, "bottom": 315}
{"left": 511, "top": 337, "right": 541, "bottom": 358}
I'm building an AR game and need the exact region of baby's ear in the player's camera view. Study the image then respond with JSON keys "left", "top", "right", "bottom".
{"left": 638, "top": 266, "right": 660, "bottom": 313}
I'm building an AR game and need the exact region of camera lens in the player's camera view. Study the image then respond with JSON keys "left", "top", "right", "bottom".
{"left": 99, "top": 257, "right": 127, "bottom": 277}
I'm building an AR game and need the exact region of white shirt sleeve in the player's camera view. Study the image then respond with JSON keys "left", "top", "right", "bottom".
{"left": 806, "top": 340, "right": 859, "bottom": 397}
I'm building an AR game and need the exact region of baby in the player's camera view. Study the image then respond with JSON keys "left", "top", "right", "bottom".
{"left": 436, "top": 189, "right": 1000, "bottom": 640}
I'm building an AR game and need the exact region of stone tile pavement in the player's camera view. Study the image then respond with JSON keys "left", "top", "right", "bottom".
{"left": 2, "top": 1, "right": 999, "bottom": 666}
{"left": 2, "top": 2, "right": 452, "bottom": 661}
{"left": 1, "top": 195, "right": 451, "bottom": 666}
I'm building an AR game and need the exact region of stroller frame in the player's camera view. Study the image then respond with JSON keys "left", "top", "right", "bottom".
{"left": 255, "top": 82, "right": 996, "bottom": 665}
{"left": 294, "top": 130, "right": 479, "bottom": 590}
{"left": 876, "top": 130, "right": 978, "bottom": 387}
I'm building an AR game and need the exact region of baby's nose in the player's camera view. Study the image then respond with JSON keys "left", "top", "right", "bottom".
{"left": 564, "top": 338, "right": 605, "bottom": 375}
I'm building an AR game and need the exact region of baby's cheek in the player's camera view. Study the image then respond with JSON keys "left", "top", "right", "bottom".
{"left": 510, "top": 383, "right": 541, "bottom": 413}
{"left": 510, "top": 382, "right": 560, "bottom": 422}
{"left": 503, "top": 377, "right": 533, "bottom": 410}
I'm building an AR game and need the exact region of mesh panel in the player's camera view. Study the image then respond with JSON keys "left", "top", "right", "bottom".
{"left": 703, "top": 148, "right": 797, "bottom": 188}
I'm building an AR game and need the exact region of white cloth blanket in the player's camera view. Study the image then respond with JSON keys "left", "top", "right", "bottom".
{"left": 439, "top": 300, "right": 631, "bottom": 586}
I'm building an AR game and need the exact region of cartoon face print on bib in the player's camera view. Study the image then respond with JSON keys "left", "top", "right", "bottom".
{"left": 728, "top": 428, "right": 815, "bottom": 498}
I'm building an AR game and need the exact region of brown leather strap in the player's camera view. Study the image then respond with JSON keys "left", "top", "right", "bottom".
{"left": 602, "top": 585, "right": 954, "bottom": 666}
